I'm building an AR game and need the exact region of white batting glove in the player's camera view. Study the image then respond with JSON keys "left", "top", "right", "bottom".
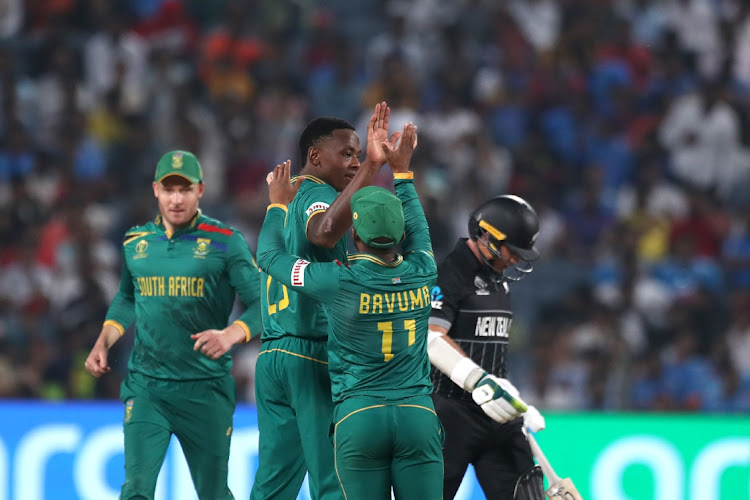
{"left": 471, "top": 374, "right": 527, "bottom": 423}
{"left": 523, "top": 405, "right": 546, "bottom": 432}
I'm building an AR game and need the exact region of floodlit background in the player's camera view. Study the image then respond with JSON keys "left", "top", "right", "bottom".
{"left": 0, "top": 0, "right": 749, "bottom": 499}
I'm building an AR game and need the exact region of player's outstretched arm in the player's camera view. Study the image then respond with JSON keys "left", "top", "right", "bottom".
{"left": 390, "top": 123, "right": 433, "bottom": 258}
{"left": 427, "top": 325, "right": 527, "bottom": 423}
{"left": 257, "top": 161, "right": 341, "bottom": 303}
{"left": 306, "top": 102, "right": 393, "bottom": 248}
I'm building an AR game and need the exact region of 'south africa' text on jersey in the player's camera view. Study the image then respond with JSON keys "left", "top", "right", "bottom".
{"left": 137, "top": 276, "right": 205, "bottom": 297}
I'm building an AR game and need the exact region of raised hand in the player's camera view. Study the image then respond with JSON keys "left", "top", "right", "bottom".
{"left": 363, "top": 101, "right": 391, "bottom": 167}
{"left": 266, "top": 160, "right": 302, "bottom": 206}
{"left": 382, "top": 122, "right": 418, "bottom": 174}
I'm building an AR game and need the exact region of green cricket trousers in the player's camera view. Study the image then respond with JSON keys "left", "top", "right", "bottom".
{"left": 332, "top": 394, "right": 444, "bottom": 500}
{"left": 251, "top": 336, "right": 342, "bottom": 500}
{"left": 119, "top": 371, "right": 236, "bottom": 500}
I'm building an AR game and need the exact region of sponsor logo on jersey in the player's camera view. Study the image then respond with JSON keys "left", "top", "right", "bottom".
{"left": 430, "top": 285, "right": 443, "bottom": 309}
{"left": 474, "top": 316, "right": 511, "bottom": 337}
{"left": 474, "top": 275, "right": 490, "bottom": 295}
{"left": 359, "top": 286, "right": 431, "bottom": 314}
{"left": 134, "top": 240, "right": 149, "bottom": 259}
{"left": 291, "top": 259, "right": 309, "bottom": 286}
{"left": 193, "top": 238, "right": 210, "bottom": 258}
{"left": 305, "top": 201, "right": 330, "bottom": 217}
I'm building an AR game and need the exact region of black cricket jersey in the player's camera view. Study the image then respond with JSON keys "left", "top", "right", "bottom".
{"left": 429, "top": 239, "right": 512, "bottom": 401}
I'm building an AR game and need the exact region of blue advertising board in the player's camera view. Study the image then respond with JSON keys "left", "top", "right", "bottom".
{"left": 0, "top": 401, "right": 484, "bottom": 500}
{"left": 1, "top": 401, "right": 749, "bottom": 499}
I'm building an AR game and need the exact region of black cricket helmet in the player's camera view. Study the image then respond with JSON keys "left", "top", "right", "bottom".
{"left": 468, "top": 194, "right": 540, "bottom": 281}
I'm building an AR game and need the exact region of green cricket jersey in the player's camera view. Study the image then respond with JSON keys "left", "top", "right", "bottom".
{"left": 257, "top": 175, "right": 437, "bottom": 403}
{"left": 259, "top": 175, "right": 348, "bottom": 342}
{"left": 104, "top": 210, "right": 262, "bottom": 380}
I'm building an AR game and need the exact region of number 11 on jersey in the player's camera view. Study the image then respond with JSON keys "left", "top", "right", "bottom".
{"left": 378, "top": 319, "right": 416, "bottom": 362}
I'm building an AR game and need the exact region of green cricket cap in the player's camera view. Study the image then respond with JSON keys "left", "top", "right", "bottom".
{"left": 350, "top": 186, "right": 404, "bottom": 249}
{"left": 154, "top": 150, "right": 203, "bottom": 184}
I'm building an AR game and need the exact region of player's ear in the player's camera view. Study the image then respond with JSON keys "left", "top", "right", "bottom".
{"left": 309, "top": 147, "right": 319, "bottom": 167}
{"left": 197, "top": 182, "right": 205, "bottom": 198}
{"left": 152, "top": 182, "right": 159, "bottom": 198}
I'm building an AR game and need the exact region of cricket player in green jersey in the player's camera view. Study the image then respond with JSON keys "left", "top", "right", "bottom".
{"left": 251, "top": 103, "right": 416, "bottom": 500}
{"left": 84, "top": 150, "right": 262, "bottom": 500}
{"left": 257, "top": 147, "right": 444, "bottom": 499}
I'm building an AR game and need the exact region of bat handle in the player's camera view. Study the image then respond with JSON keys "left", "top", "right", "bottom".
{"left": 527, "top": 431, "right": 562, "bottom": 484}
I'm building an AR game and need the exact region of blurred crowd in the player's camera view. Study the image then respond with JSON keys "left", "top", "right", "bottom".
{"left": 1, "top": 0, "right": 750, "bottom": 412}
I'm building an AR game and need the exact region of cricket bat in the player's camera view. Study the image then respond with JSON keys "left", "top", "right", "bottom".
{"left": 527, "top": 432, "right": 583, "bottom": 500}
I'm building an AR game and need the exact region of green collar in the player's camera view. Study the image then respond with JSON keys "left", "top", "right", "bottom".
{"left": 348, "top": 253, "right": 403, "bottom": 267}
{"left": 292, "top": 174, "right": 326, "bottom": 185}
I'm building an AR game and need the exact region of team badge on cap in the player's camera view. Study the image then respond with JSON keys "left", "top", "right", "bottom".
{"left": 172, "top": 153, "right": 183, "bottom": 168}
{"left": 154, "top": 150, "right": 203, "bottom": 184}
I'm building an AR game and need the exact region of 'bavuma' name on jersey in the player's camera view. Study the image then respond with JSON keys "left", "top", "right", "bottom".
{"left": 359, "top": 286, "right": 431, "bottom": 314}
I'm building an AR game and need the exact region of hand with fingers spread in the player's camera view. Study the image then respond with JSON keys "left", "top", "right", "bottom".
{"left": 383, "top": 122, "right": 418, "bottom": 174}
{"left": 266, "top": 160, "right": 303, "bottom": 206}
{"left": 363, "top": 101, "right": 392, "bottom": 168}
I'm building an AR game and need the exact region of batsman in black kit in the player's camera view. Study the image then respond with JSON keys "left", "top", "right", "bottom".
{"left": 426, "top": 195, "right": 547, "bottom": 500}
